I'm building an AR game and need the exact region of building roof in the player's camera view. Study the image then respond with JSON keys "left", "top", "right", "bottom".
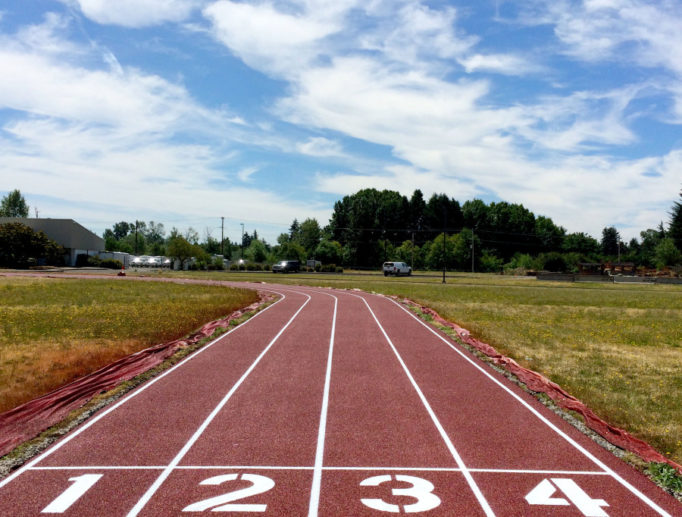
{"left": 0, "top": 218, "right": 104, "bottom": 250}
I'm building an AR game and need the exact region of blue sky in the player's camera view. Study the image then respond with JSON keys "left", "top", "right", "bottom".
{"left": 1, "top": 0, "right": 681, "bottom": 244}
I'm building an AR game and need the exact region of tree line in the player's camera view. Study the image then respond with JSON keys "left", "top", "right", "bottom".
{"left": 324, "top": 188, "right": 682, "bottom": 271}
{"left": 2, "top": 188, "right": 682, "bottom": 271}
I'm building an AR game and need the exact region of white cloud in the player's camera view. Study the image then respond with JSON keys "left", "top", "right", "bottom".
{"left": 296, "top": 137, "right": 345, "bottom": 157}
{"left": 237, "top": 166, "right": 258, "bottom": 182}
{"left": 64, "top": 0, "right": 202, "bottom": 28}
{"left": 0, "top": 13, "right": 329, "bottom": 242}
{"left": 203, "top": 0, "right": 345, "bottom": 77}
{"left": 459, "top": 53, "right": 542, "bottom": 76}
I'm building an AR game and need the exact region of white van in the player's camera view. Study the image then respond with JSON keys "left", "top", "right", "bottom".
{"left": 382, "top": 261, "right": 412, "bottom": 277}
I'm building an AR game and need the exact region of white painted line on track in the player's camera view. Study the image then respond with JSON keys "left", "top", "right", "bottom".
{"left": 0, "top": 291, "right": 288, "bottom": 491}
{"left": 353, "top": 293, "right": 496, "bottom": 517}
{"left": 30, "top": 466, "right": 166, "bottom": 471}
{"left": 29, "top": 465, "right": 610, "bottom": 475}
{"left": 127, "top": 291, "right": 312, "bottom": 517}
{"left": 387, "top": 296, "right": 673, "bottom": 517}
{"left": 308, "top": 293, "right": 338, "bottom": 517}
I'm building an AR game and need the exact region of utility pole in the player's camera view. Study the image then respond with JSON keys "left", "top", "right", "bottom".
{"left": 442, "top": 205, "right": 447, "bottom": 284}
{"left": 617, "top": 241, "right": 621, "bottom": 263}
{"left": 471, "top": 230, "right": 475, "bottom": 273}
{"left": 221, "top": 216, "right": 225, "bottom": 256}
{"left": 240, "top": 223, "right": 244, "bottom": 259}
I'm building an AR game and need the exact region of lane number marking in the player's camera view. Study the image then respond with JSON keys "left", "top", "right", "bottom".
{"left": 360, "top": 475, "right": 441, "bottom": 513}
{"left": 183, "top": 473, "right": 275, "bottom": 512}
{"left": 42, "top": 474, "right": 103, "bottom": 514}
{"left": 526, "top": 478, "right": 609, "bottom": 517}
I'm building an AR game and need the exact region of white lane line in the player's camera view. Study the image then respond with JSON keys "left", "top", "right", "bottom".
{"left": 127, "top": 292, "right": 312, "bottom": 517}
{"left": 352, "top": 293, "right": 496, "bottom": 517}
{"left": 387, "top": 296, "right": 674, "bottom": 517}
{"left": 0, "top": 291, "right": 287, "bottom": 491}
{"left": 29, "top": 465, "right": 609, "bottom": 475}
{"left": 308, "top": 293, "right": 338, "bottom": 517}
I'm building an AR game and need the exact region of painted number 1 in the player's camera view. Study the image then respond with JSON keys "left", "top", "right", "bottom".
{"left": 41, "top": 474, "right": 103, "bottom": 514}
{"left": 360, "top": 475, "right": 442, "bottom": 513}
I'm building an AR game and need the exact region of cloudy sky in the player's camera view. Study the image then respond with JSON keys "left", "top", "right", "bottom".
{"left": 1, "top": 0, "right": 681, "bottom": 243}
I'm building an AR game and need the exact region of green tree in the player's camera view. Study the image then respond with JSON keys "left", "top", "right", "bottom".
{"left": 144, "top": 221, "right": 165, "bottom": 246}
{"left": 669, "top": 190, "right": 682, "bottom": 252}
{"left": 424, "top": 193, "right": 463, "bottom": 240}
{"left": 299, "top": 218, "right": 321, "bottom": 255}
{"left": 289, "top": 219, "right": 301, "bottom": 242}
{"left": 275, "top": 241, "right": 306, "bottom": 262}
{"left": 246, "top": 239, "right": 268, "bottom": 263}
{"left": 452, "top": 229, "right": 480, "bottom": 270}
{"left": 0, "top": 222, "right": 64, "bottom": 267}
{"left": 534, "top": 216, "right": 566, "bottom": 253}
{"left": 425, "top": 233, "right": 456, "bottom": 270}
{"left": 654, "top": 238, "right": 682, "bottom": 269}
{"left": 462, "top": 199, "right": 489, "bottom": 230}
{"left": 563, "top": 232, "right": 600, "bottom": 256}
{"left": 167, "top": 237, "right": 195, "bottom": 269}
{"left": 408, "top": 189, "right": 426, "bottom": 231}
{"left": 112, "top": 221, "right": 132, "bottom": 240}
{"left": 601, "top": 227, "right": 621, "bottom": 257}
{"left": 393, "top": 239, "right": 422, "bottom": 269}
{"left": 0, "top": 190, "right": 29, "bottom": 217}
{"left": 314, "top": 239, "right": 343, "bottom": 265}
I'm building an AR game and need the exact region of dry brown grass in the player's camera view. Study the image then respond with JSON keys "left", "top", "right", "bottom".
{"left": 0, "top": 276, "right": 259, "bottom": 414}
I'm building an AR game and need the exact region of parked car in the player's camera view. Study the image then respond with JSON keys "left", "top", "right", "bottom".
{"left": 383, "top": 261, "right": 412, "bottom": 276}
{"left": 272, "top": 260, "right": 300, "bottom": 273}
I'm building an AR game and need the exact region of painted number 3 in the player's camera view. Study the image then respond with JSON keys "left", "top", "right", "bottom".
{"left": 360, "top": 475, "right": 442, "bottom": 513}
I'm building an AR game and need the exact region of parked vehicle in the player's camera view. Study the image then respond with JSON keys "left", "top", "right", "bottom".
{"left": 382, "top": 261, "right": 412, "bottom": 276}
{"left": 272, "top": 260, "right": 300, "bottom": 273}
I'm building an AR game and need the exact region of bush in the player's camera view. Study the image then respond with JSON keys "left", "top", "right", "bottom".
{"left": 229, "top": 263, "right": 239, "bottom": 271}
{"left": 335, "top": 266, "right": 344, "bottom": 273}
{"left": 100, "top": 259, "right": 123, "bottom": 270}
{"left": 320, "top": 263, "right": 337, "bottom": 272}
{"left": 479, "top": 251, "right": 504, "bottom": 273}
{"left": 539, "top": 252, "right": 568, "bottom": 272}
{"left": 76, "top": 254, "right": 101, "bottom": 267}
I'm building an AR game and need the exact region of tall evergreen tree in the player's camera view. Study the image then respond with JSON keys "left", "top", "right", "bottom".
{"left": 669, "top": 190, "right": 682, "bottom": 252}
{"left": 0, "top": 189, "right": 29, "bottom": 217}
{"left": 601, "top": 226, "right": 621, "bottom": 257}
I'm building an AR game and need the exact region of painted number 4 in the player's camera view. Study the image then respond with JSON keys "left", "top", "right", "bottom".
{"left": 360, "top": 475, "right": 441, "bottom": 513}
{"left": 525, "top": 478, "right": 609, "bottom": 517}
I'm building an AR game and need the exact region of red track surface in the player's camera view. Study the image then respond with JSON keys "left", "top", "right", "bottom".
{"left": 1, "top": 283, "right": 680, "bottom": 516}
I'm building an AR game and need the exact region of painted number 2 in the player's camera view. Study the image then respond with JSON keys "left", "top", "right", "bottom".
{"left": 183, "top": 473, "right": 275, "bottom": 512}
{"left": 360, "top": 475, "right": 441, "bottom": 513}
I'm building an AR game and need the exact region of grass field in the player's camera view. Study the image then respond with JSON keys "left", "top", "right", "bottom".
{"left": 147, "top": 269, "right": 682, "bottom": 466}
{"left": 0, "top": 276, "right": 259, "bottom": 414}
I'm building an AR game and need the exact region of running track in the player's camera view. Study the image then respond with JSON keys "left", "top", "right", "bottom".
{"left": 0, "top": 283, "right": 679, "bottom": 516}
